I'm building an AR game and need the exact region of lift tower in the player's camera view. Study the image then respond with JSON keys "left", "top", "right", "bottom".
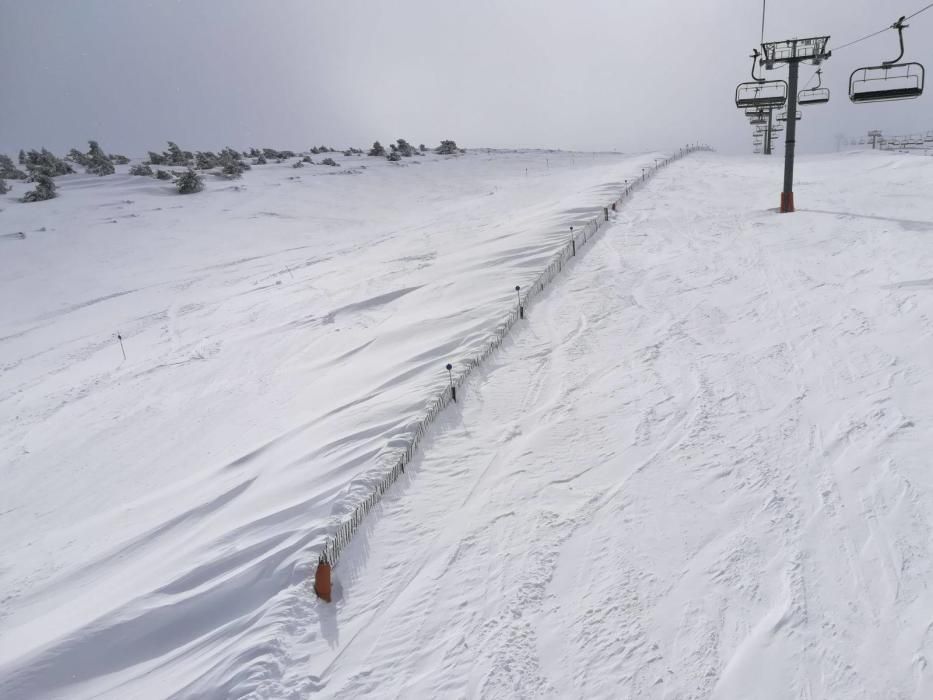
{"left": 761, "top": 36, "right": 831, "bottom": 212}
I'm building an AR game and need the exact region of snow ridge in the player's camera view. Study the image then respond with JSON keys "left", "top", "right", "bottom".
{"left": 315, "top": 147, "right": 713, "bottom": 584}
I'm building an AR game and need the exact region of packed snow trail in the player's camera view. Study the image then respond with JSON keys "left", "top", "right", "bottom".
{"left": 269, "top": 152, "right": 933, "bottom": 699}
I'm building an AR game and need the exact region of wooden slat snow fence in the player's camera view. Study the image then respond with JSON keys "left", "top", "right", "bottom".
{"left": 313, "top": 146, "right": 712, "bottom": 601}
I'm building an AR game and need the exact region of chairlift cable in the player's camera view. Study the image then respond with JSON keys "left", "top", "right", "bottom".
{"left": 906, "top": 2, "right": 933, "bottom": 20}
{"left": 832, "top": 1, "right": 933, "bottom": 52}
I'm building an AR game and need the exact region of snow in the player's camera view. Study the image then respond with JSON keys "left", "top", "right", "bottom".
{"left": 2, "top": 148, "right": 933, "bottom": 699}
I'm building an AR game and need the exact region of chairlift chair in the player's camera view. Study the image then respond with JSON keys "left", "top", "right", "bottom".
{"left": 849, "top": 17, "right": 925, "bottom": 103}
{"left": 736, "top": 81, "right": 788, "bottom": 109}
{"left": 799, "top": 69, "right": 830, "bottom": 105}
{"left": 777, "top": 110, "right": 802, "bottom": 122}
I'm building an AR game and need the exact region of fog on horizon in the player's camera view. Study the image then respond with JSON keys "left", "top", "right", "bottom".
{"left": 1, "top": 0, "right": 932, "bottom": 157}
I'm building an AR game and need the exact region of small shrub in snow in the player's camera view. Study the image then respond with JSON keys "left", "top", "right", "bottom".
{"left": 85, "top": 141, "right": 115, "bottom": 176}
{"left": 17, "top": 149, "right": 26, "bottom": 165}
{"left": 396, "top": 139, "right": 414, "bottom": 157}
{"left": 0, "top": 178, "right": 8, "bottom": 194}
{"left": 309, "top": 147, "right": 320, "bottom": 155}
{"left": 164, "top": 142, "right": 191, "bottom": 166}
{"left": 110, "top": 154, "right": 130, "bottom": 165}
{"left": 262, "top": 148, "right": 295, "bottom": 160}
{"left": 154, "top": 169, "right": 174, "bottom": 180}
{"left": 129, "top": 163, "right": 153, "bottom": 176}
{"left": 0, "top": 154, "right": 27, "bottom": 180}
{"left": 196, "top": 151, "right": 219, "bottom": 170}
{"left": 435, "top": 140, "right": 460, "bottom": 155}
{"left": 147, "top": 151, "right": 166, "bottom": 165}
{"left": 23, "top": 149, "right": 74, "bottom": 177}
{"left": 254, "top": 154, "right": 267, "bottom": 165}
{"left": 68, "top": 148, "right": 91, "bottom": 167}
{"left": 174, "top": 169, "right": 203, "bottom": 194}
{"left": 21, "top": 172, "right": 56, "bottom": 202}
{"left": 302, "top": 155, "right": 314, "bottom": 163}
{"left": 386, "top": 151, "right": 401, "bottom": 162}
{"left": 419, "top": 143, "right": 426, "bottom": 152}
{"left": 368, "top": 141, "right": 386, "bottom": 157}
{"left": 321, "top": 157, "right": 338, "bottom": 166}
{"left": 216, "top": 148, "right": 249, "bottom": 178}
{"left": 292, "top": 160, "right": 304, "bottom": 168}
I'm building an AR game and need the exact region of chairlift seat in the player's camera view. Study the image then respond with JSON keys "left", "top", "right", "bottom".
{"left": 849, "top": 62, "right": 925, "bottom": 103}
{"left": 735, "top": 80, "right": 788, "bottom": 109}
{"left": 798, "top": 87, "right": 830, "bottom": 105}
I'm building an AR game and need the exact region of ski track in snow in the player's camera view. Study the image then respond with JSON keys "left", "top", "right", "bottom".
{"left": 3, "top": 150, "right": 933, "bottom": 698}
{"left": 271, "top": 153, "right": 933, "bottom": 700}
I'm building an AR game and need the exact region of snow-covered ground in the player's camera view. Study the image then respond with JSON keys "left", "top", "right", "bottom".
{"left": 0, "top": 148, "right": 660, "bottom": 699}
{"left": 2, "top": 149, "right": 933, "bottom": 699}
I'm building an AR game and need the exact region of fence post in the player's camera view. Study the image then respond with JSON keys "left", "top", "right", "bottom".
{"left": 446, "top": 363, "right": 456, "bottom": 402}
{"left": 603, "top": 207, "right": 609, "bottom": 221}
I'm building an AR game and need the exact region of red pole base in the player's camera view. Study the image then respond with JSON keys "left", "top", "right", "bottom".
{"left": 314, "top": 561, "right": 332, "bottom": 602}
{"left": 780, "top": 192, "right": 795, "bottom": 213}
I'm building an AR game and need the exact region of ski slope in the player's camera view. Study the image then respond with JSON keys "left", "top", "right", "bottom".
{"left": 3, "top": 149, "right": 933, "bottom": 699}
{"left": 290, "top": 150, "right": 933, "bottom": 700}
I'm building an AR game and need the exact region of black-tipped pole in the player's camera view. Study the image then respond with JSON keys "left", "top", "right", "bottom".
{"left": 117, "top": 333, "right": 126, "bottom": 361}
{"left": 446, "top": 363, "right": 456, "bottom": 402}
{"left": 570, "top": 226, "right": 575, "bottom": 256}
{"left": 515, "top": 285, "right": 523, "bottom": 319}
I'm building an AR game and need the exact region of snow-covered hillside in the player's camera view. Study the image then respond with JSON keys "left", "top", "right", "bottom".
{"left": 1, "top": 148, "right": 661, "bottom": 698}
{"left": 2, "top": 149, "right": 933, "bottom": 699}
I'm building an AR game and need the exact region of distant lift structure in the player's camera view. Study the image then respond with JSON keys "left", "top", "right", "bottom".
{"left": 850, "top": 17, "right": 925, "bottom": 103}
{"left": 736, "top": 50, "right": 785, "bottom": 156}
{"left": 799, "top": 69, "right": 830, "bottom": 105}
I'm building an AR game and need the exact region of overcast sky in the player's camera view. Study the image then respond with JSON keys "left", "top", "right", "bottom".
{"left": 1, "top": 0, "right": 931, "bottom": 157}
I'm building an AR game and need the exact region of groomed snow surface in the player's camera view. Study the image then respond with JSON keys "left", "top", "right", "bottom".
{"left": 2, "top": 149, "right": 933, "bottom": 699}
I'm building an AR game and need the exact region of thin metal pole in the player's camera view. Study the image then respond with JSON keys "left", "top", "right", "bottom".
{"left": 761, "top": 0, "right": 767, "bottom": 43}
{"left": 765, "top": 107, "right": 773, "bottom": 156}
{"left": 782, "top": 54, "right": 800, "bottom": 212}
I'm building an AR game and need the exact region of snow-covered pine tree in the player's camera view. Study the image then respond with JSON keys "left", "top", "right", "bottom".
{"left": 0, "top": 154, "right": 27, "bottom": 180}
{"left": 21, "top": 172, "right": 56, "bottom": 202}
{"left": 129, "top": 163, "right": 153, "bottom": 176}
{"left": 85, "top": 141, "right": 115, "bottom": 176}
{"left": 435, "top": 140, "right": 460, "bottom": 155}
{"left": 368, "top": 141, "right": 386, "bottom": 156}
{"left": 174, "top": 169, "right": 203, "bottom": 193}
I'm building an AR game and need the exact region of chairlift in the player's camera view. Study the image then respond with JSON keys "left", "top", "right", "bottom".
{"left": 799, "top": 69, "right": 830, "bottom": 105}
{"left": 849, "top": 17, "right": 925, "bottom": 103}
{"left": 736, "top": 81, "right": 788, "bottom": 109}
